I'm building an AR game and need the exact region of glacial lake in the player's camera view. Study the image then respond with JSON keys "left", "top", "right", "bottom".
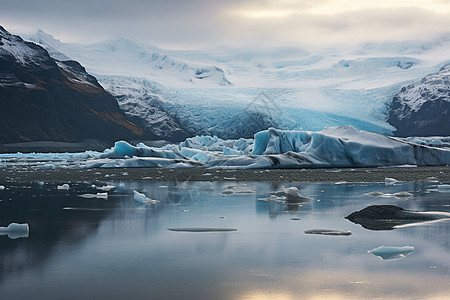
{"left": 1, "top": 180, "right": 450, "bottom": 300}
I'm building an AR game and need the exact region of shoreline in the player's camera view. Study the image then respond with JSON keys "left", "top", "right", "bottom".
{"left": 0, "top": 166, "right": 449, "bottom": 183}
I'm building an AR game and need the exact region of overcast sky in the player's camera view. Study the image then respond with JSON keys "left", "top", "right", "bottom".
{"left": 2, "top": 0, "right": 450, "bottom": 49}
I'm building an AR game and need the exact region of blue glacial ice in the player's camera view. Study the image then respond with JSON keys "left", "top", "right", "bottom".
{"left": 0, "top": 223, "right": 29, "bottom": 239}
{"left": 1, "top": 126, "right": 450, "bottom": 169}
{"left": 369, "top": 246, "right": 415, "bottom": 260}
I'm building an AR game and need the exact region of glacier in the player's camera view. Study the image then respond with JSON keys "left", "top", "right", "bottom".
{"left": 24, "top": 30, "right": 450, "bottom": 139}
{"left": 1, "top": 126, "right": 449, "bottom": 170}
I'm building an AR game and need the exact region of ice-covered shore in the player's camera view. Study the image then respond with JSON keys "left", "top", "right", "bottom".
{"left": 1, "top": 126, "right": 450, "bottom": 169}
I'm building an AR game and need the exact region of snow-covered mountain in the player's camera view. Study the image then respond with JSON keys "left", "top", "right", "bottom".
{"left": 388, "top": 63, "right": 450, "bottom": 136}
{"left": 0, "top": 26, "right": 151, "bottom": 144}
{"left": 27, "top": 30, "right": 232, "bottom": 88}
{"left": 25, "top": 30, "right": 450, "bottom": 139}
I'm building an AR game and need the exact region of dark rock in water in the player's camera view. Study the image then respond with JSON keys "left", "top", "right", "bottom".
{"left": 167, "top": 227, "right": 238, "bottom": 232}
{"left": 304, "top": 229, "right": 351, "bottom": 236}
{"left": 346, "top": 205, "right": 450, "bottom": 230}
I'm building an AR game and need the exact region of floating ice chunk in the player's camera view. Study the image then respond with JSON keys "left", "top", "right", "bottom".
{"left": 427, "top": 177, "right": 439, "bottom": 183}
{"left": 0, "top": 223, "right": 29, "bottom": 239}
{"left": 78, "top": 193, "right": 108, "bottom": 199}
{"left": 96, "top": 185, "right": 115, "bottom": 191}
{"left": 283, "top": 187, "right": 311, "bottom": 204}
{"left": 167, "top": 227, "right": 238, "bottom": 232}
{"left": 393, "top": 191, "right": 413, "bottom": 197}
{"left": 133, "top": 190, "right": 159, "bottom": 204}
{"left": 438, "top": 184, "right": 450, "bottom": 191}
{"left": 202, "top": 173, "right": 212, "bottom": 176}
{"left": 57, "top": 184, "right": 70, "bottom": 190}
{"left": 304, "top": 229, "right": 352, "bottom": 236}
{"left": 0, "top": 185, "right": 5, "bottom": 190}
{"left": 385, "top": 178, "right": 398, "bottom": 185}
{"left": 368, "top": 246, "right": 415, "bottom": 260}
{"left": 122, "top": 172, "right": 129, "bottom": 176}
{"left": 365, "top": 191, "right": 384, "bottom": 197}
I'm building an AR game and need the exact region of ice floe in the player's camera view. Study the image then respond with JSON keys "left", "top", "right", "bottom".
{"left": 0, "top": 223, "right": 29, "bottom": 239}
{"left": 304, "top": 229, "right": 352, "bottom": 236}
{"left": 133, "top": 190, "right": 160, "bottom": 204}
{"left": 57, "top": 184, "right": 70, "bottom": 190}
{"left": 78, "top": 193, "right": 108, "bottom": 199}
{"left": 368, "top": 246, "right": 415, "bottom": 260}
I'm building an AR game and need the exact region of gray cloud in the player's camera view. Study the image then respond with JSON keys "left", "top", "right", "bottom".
{"left": 1, "top": 0, "right": 449, "bottom": 49}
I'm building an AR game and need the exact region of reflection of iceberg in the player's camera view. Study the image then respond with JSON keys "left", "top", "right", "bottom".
{"left": 369, "top": 246, "right": 415, "bottom": 260}
{"left": 0, "top": 223, "right": 29, "bottom": 239}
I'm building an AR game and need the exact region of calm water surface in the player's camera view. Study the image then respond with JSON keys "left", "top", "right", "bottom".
{"left": 0, "top": 180, "right": 449, "bottom": 300}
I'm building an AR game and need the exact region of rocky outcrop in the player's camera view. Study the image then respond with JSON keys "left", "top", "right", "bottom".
{"left": 388, "top": 64, "right": 450, "bottom": 137}
{"left": 0, "top": 25, "right": 154, "bottom": 144}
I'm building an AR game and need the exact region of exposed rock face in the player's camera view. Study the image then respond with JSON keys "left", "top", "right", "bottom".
{"left": 0, "top": 26, "right": 153, "bottom": 144}
{"left": 346, "top": 205, "right": 450, "bottom": 230}
{"left": 388, "top": 64, "right": 450, "bottom": 137}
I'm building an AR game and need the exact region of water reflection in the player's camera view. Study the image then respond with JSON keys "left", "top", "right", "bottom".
{"left": 0, "top": 180, "right": 449, "bottom": 299}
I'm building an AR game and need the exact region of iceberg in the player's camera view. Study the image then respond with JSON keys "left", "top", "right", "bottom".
{"left": 368, "top": 246, "right": 415, "bottom": 260}
{"left": 133, "top": 190, "right": 160, "bottom": 204}
{"left": 2, "top": 126, "right": 450, "bottom": 170}
{"left": 57, "top": 184, "right": 70, "bottom": 190}
{"left": 0, "top": 223, "right": 29, "bottom": 239}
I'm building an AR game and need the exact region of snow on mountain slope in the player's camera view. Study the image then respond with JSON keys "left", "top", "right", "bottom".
{"left": 98, "top": 75, "right": 192, "bottom": 141}
{"left": 25, "top": 30, "right": 450, "bottom": 138}
{"left": 26, "top": 32, "right": 231, "bottom": 88}
{"left": 388, "top": 63, "right": 450, "bottom": 136}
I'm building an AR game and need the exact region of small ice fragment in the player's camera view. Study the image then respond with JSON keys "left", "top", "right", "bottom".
{"left": 365, "top": 191, "right": 384, "bottom": 197}
{"left": 122, "top": 172, "right": 129, "bottom": 176}
{"left": 224, "top": 177, "right": 237, "bottom": 180}
{"left": 91, "top": 184, "right": 96, "bottom": 188}
{"left": 284, "top": 187, "right": 311, "bottom": 203}
{"left": 167, "top": 227, "right": 238, "bottom": 232}
{"left": 96, "top": 185, "right": 115, "bottom": 191}
{"left": 133, "top": 190, "right": 159, "bottom": 204}
{"left": 385, "top": 178, "right": 398, "bottom": 185}
{"left": 57, "top": 184, "right": 70, "bottom": 190}
{"left": 393, "top": 191, "right": 413, "bottom": 197}
{"left": 427, "top": 177, "right": 439, "bottom": 183}
{"left": 0, "top": 185, "right": 5, "bottom": 190}
{"left": 304, "top": 229, "right": 351, "bottom": 236}
{"left": 235, "top": 190, "right": 255, "bottom": 194}
{"left": 0, "top": 223, "right": 29, "bottom": 239}
{"left": 335, "top": 181, "right": 347, "bottom": 185}
{"left": 78, "top": 193, "right": 108, "bottom": 199}
{"left": 438, "top": 184, "right": 450, "bottom": 191}
{"left": 202, "top": 173, "right": 212, "bottom": 176}
{"left": 368, "top": 246, "right": 415, "bottom": 260}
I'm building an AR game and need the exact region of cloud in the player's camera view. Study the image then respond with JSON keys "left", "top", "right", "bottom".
{"left": 1, "top": 0, "right": 449, "bottom": 48}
